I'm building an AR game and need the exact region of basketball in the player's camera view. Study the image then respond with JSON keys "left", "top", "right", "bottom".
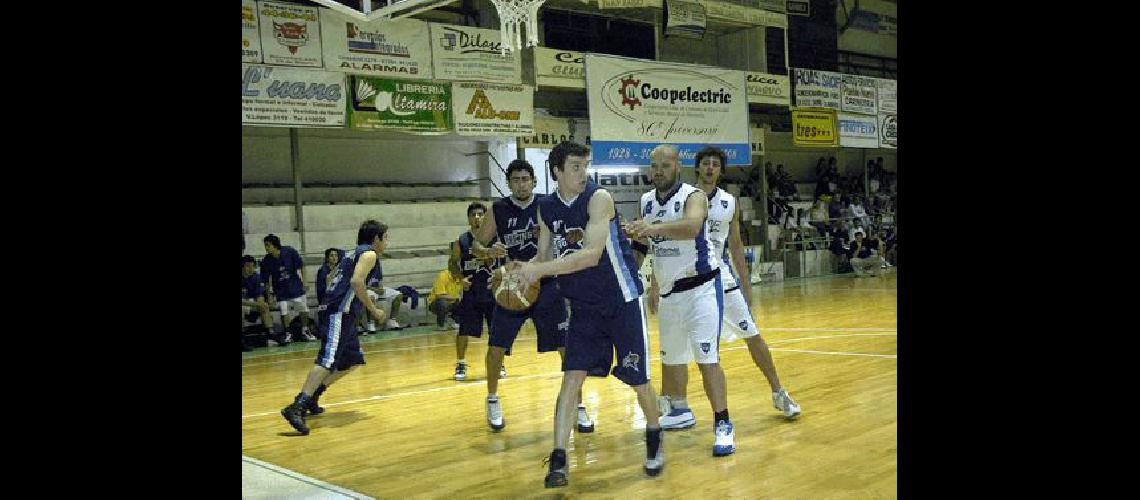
{"left": 490, "top": 266, "right": 539, "bottom": 311}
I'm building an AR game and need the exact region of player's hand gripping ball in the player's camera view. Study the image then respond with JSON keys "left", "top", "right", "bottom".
{"left": 491, "top": 266, "right": 539, "bottom": 311}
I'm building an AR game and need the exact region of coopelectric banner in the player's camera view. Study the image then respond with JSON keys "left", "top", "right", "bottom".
{"left": 585, "top": 53, "right": 750, "bottom": 166}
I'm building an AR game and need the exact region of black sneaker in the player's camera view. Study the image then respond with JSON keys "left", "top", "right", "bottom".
{"left": 303, "top": 399, "right": 325, "bottom": 416}
{"left": 645, "top": 428, "right": 664, "bottom": 476}
{"left": 280, "top": 402, "right": 309, "bottom": 435}
{"left": 543, "top": 450, "right": 568, "bottom": 488}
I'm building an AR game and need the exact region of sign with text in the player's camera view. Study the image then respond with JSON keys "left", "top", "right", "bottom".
{"left": 520, "top": 116, "right": 592, "bottom": 148}
{"left": 241, "top": 65, "right": 345, "bottom": 127}
{"left": 878, "top": 113, "right": 897, "bottom": 149}
{"left": 841, "top": 74, "right": 878, "bottom": 115}
{"left": 258, "top": 1, "right": 323, "bottom": 67}
{"left": 876, "top": 78, "right": 897, "bottom": 113}
{"left": 746, "top": 72, "right": 791, "bottom": 106}
{"left": 751, "top": 126, "right": 766, "bottom": 156}
{"left": 664, "top": 0, "right": 707, "bottom": 39}
{"left": 430, "top": 23, "right": 522, "bottom": 83}
{"left": 347, "top": 77, "right": 451, "bottom": 132}
{"left": 320, "top": 12, "right": 433, "bottom": 79}
{"left": 792, "top": 107, "right": 839, "bottom": 147}
{"left": 586, "top": 53, "right": 751, "bottom": 166}
{"left": 533, "top": 47, "right": 585, "bottom": 89}
{"left": 838, "top": 113, "right": 878, "bottom": 148}
{"left": 598, "top": 0, "right": 661, "bottom": 8}
{"left": 793, "top": 68, "right": 841, "bottom": 109}
{"left": 786, "top": 0, "right": 809, "bottom": 16}
{"left": 757, "top": 0, "right": 786, "bottom": 13}
{"left": 452, "top": 82, "right": 534, "bottom": 136}
{"left": 704, "top": 1, "right": 788, "bottom": 28}
{"left": 242, "top": 0, "right": 262, "bottom": 63}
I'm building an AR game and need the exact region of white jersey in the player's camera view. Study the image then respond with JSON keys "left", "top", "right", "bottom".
{"left": 639, "top": 182, "right": 718, "bottom": 295}
{"left": 705, "top": 187, "right": 741, "bottom": 290}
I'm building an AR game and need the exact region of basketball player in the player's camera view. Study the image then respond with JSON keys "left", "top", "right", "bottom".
{"left": 625, "top": 144, "right": 736, "bottom": 456}
{"left": 471, "top": 159, "right": 594, "bottom": 433}
{"left": 261, "top": 235, "right": 316, "bottom": 342}
{"left": 280, "top": 220, "right": 390, "bottom": 435}
{"left": 450, "top": 202, "right": 502, "bottom": 381}
{"left": 513, "top": 141, "right": 663, "bottom": 487}
{"left": 691, "top": 145, "right": 801, "bottom": 419}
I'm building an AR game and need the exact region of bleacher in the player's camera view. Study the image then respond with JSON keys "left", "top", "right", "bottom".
{"left": 243, "top": 182, "right": 497, "bottom": 327}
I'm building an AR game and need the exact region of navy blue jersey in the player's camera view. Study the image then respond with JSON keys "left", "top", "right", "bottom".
{"left": 260, "top": 246, "right": 305, "bottom": 300}
{"left": 457, "top": 231, "right": 500, "bottom": 302}
{"left": 323, "top": 244, "right": 382, "bottom": 315}
{"left": 537, "top": 180, "right": 643, "bottom": 306}
{"left": 492, "top": 195, "right": 542, "bottom": 261}
{"left": 242, "top": 273, "right": 265, "bottom": 300}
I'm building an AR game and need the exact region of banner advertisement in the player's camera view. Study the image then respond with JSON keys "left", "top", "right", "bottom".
{"left": 347, "top": 77, "right": 451, "bottom": 132}
{"left": 786, "top": 0, "right": 810, "bottom": 16}
{"left": 452, "top": 82, "right": 535, "bottom": 136}
{"left": 793, "top": 68, "right": 841, "bottom": 109}
{"left": 757, "top": 0, "right": 786, "bottom": 13}
{"left": 242, "top": 0, "right": 262, "bottom": 63}
{"left": 704, "top": 1, "right": 788, "bottom": 28}
{"left": 430, "top": 24, "right": 522, "bottom": 83}
{"left": 598, "top": 0, "right": 662, "bottom": 8}
{"left": 751, "top": 126, "right": 766, "bottom": 156}
{"left": 746, "top": 72, "right": 791, "bottom": 106}
{"left": 320, "top": 13, "right": 433, "bottom": 79}
{"left": 876, "top": 78, "right": 897, "bottom": 113}
{"left": 241, "top": 65, "right": 345, "bottom": 127}
{"left": 519, "top": 116, "right": 592, "bottom": 148}
{"left": 258, "top": 1, "right": 323, "bottom": 67}
{"left": 841, "top": 74, "right": 878, "bottom": 115}
{"left": 838, "top": 113, "right": 878, "bottom": 148}
{"left": 585, "top": 53, "right": 751, "bottom": 166}
{"left": 533, "top": 47, "right": 585, "bottom": 89}
{"left": 878, "top": 113, "right": 897, "bottom": 149}
{"left": 664, "top": 0, "right": 707, "bottom": 39}
{"left": 792, "top": 107, "right": 839, "bottom": 147}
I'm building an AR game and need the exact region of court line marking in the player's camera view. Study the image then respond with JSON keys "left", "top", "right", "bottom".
{"left": 242, "top": 455, "right": 374, "bottom": 499}
{"left": 241, "top": 328, "right": 897, "bottom": 367}
{"left": 243, "top": 340, "right": 897, "bottom": 419}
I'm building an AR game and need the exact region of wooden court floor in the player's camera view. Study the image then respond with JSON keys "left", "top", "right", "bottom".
{"left": 242, "top": 273, "right": 897, "bottom": 498}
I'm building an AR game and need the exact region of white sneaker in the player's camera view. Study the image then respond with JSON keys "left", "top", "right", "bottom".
{"left": 576, "top": 404, "right": 595, "bottom": 433}
{"left": 660, "top": 408, "right": 696, "bottom": 430}
{"left": 301, "top": 328, "right": 317, "bottom": 341}
{"left": 773, "top": 388, "right": 802, "bottom": 419}
{"left": 454, "top": 362, "right": 467, "bottom": 381}
{"left": 386, "top": 319, "right": 402, "bottom": 330}
{"left": 713, "top": 420, "right": 736, "bottom": 456}
{"left": 500, "top": 365, "right": 507, "bottom": 379}
{"left": 486, "top": 396, "right": 505, "bottom": 431}
{"left": 367, "top": 321, "right": 378, "bottom": 333}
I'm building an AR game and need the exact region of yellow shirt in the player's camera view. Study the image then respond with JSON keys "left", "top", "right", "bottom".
{"left": 428, "top": 270, "right": 464, "bottom": 303}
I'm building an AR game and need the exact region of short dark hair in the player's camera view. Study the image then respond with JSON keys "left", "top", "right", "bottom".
{"left": 242, "top": 255, "right": 256, "bottom": 266}
{"left": 467, "top": 202, "right": 487, "bottom": 216}
{"left": 548, "top": 141, "right": 589, "bottom": 181}
{"left": 506, "top": 159, "right": 535, "bottom": 180}
{"left": 357, "top": 219, "right": 388, "bottom": 245}
{"left": 694, "top": 146, "right": 727, "bottom": 172}
{"left": 324, "top": 248, "right": 341, "bottom": 262}
{"left": 262, "top": 234, "right": 281, "bottom": 249}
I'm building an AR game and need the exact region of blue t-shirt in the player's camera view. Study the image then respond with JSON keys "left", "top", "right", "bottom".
{"left": 260, "top": 246, "right": 305, "bottom": 300}
{"left": 323, "top": 244, "right": 382, "bottom": 316}
{"left": 242, "top": 273, "right": 265, "bottom": 301}
{"left": 492, "top": 195, "right": 542, "bottom": 261}
{"left": 537, "top": 180, "right": 643, "bottom": 306}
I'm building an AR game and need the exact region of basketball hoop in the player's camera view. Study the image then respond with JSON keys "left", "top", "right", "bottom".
{"left": 489, "top": 0, "right": 545, "bottom": 55}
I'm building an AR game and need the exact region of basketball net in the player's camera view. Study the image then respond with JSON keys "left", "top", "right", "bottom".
{"left": 489, "top": 0, "right": 545, "bottom": 56}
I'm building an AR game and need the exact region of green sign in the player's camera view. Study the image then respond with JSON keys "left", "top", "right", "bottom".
{"left": 347, "top": 76, "right": 451, "bottom": 131}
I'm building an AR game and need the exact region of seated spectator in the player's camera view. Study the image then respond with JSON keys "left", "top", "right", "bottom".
{"left": 865, "top": 229, "right": 893, "bottom": 269}
{"left": 261, "top": 234, "right": 316, "bottom": 342}
{"left": 849, "top": 196, "right": 871, "bottom": 227}
{"left": 883, "top": 227, "right": 898, "bottom": 266}
{"left": 826, "top": 221, "right": 852, "bottom": 268}
{"left": 775, "top": 164, "right": 796, "bottom": 198}
{"left": 428, "top": 269, "right": 466, "bottom": 331}
{"left": 315, "top": 247, "right": 344, "bottom": 306}
{"left": 362, "top": 272, "right": 405, "bottom": 334}
{"left": 243, "top": 255, "right": 285, "bottom": 348}
{"left": 828, "top": 194, "right": 846, "bottom": 221}
{"left": 849, "top": 231, "right": 879, "bottom": 277}
{"left": 809, "top": 199, "right": 829, "bottom": 234}
{"left": 814, "top": 157, "right": 827, "bottom": 181}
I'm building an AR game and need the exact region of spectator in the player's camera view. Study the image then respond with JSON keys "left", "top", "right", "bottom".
{"left": 826, "top": 221, "right": 852, "bottom": 268}
{"left": 814, "top": 157, "right": 827, "bottom": 181}
{"left": 362, "top": 269, "right": 405, "bottom": 333}
{"left": 809, "top": 199, "right": 829, "bottom": 234}
{"left": 849, "top": 196, "right": 871, "bottom": 227}
{"left": 774, "top": 164, "right": 795, "bottom": 198}
{"left": 849, "top": 231, "right": 878, "bottom": 277}
{"left": 427, "top": 269, "right": 466, "bottom": 331}
{"left": 867, "top": 228, "right": 894, "bottom": 269}
{"left": 315, "top": 248, "right": 343, "bottom": 306}
{"left": 829, "top": 194, "right": 847, "bottom": 221}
